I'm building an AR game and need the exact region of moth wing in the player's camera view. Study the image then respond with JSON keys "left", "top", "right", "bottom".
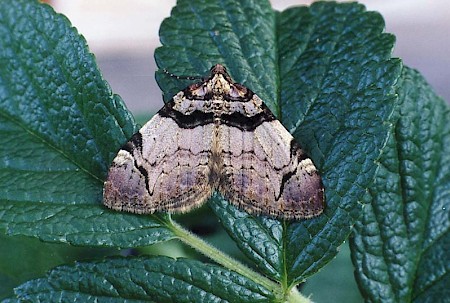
{"left": 217, "top": 119, "right": 325, "bottom": 220}
{"left": 103, "top": 111, "right": 214, "bottom": 214}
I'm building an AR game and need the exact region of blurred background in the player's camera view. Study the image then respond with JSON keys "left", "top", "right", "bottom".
{"left": 1, "top": 1, "right": 447, "bottom": 302}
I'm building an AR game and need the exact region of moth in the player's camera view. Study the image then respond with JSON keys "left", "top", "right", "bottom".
{"left": 103, "top": 64, "right": 325, "bottom": 220}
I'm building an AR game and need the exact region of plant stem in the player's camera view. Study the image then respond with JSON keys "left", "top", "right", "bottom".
{"left": 168, "top": 220, "right": 280, "bottom": 295}
{"left": 166, "top": 219, "right": 312, "bottom": 303}
{"left": 287, "top": 287, "right": 313, "bottom": 303}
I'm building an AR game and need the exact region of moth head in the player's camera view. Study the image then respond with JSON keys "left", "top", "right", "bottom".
{"left": 210, "top": 64, "right": 235, "bottom": 83}
{"left": 210, "top": 64, "right": 227, "bottom": 75}
{"left": 208, "top": 64, "right": 250, "bottom": 99}
{"left": 182, "top": 64, "right": 251, "bottom": 101}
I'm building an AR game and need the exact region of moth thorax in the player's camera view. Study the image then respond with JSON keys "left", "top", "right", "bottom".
{"left": 211, "top": 75, "right": 231, "bottom": 95}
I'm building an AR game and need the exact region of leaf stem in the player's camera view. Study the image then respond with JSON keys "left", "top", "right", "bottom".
{"left": 168, "top": 219, "right": 280, "bottom": 294}
{"left": 287, "top": 287, "right": 313, "bottom": 303}
{"left": 166, "top": 219, "right": 312, "bottom": 303}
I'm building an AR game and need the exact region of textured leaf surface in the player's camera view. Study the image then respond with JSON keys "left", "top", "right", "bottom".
{"left": 5, "top": 257, "right": 276, "bottom": 303}
{"left": 350, "top": 67, "right": 450, "bottom": 302}
{"left": 280, "top": 3, "right": 400, "bottom": 286}
{"left": 0, "top": 0, "right": 174, "bottom": 247}
{"left": 157, "top": 0, "right": 401, "bottom": 285}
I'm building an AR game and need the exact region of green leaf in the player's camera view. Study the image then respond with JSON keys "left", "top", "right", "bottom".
{"left": 282, "top": 3, "right": 401, "bottom": 286}
{"left": 0, "top": 0, "right": 174, "bottom": 247}
{"left": 156, "top": 0, "right": 401, "bottom": 286}
{"left": 0, "top": 202, "right": 174, "bottom": 246}
{"left": 5, "top": 256, "right": 276, "bottom": 303}
{"left": 350, "top": 67, "right": 450, "bottom": 302}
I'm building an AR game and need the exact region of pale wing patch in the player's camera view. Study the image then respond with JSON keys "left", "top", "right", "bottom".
{"left": 103, "top": 114, "right": 214, "bottom": 214}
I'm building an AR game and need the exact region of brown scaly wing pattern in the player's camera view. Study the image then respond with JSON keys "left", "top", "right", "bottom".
{"left": 217, "top": 118, "right": 324, "bottom": 220}
{"left": 103, "top": 64, "right": 325, "bottom": 220}
{"left": 103, "top": 112, "right": 214, "bottom": 214}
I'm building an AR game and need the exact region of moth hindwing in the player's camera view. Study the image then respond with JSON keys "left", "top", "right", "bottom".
{"left": 103, "top": 64, "right": 325, "bottom": 220}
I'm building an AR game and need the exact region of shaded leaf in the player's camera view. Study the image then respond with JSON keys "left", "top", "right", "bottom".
{"left": 5, "top": 257, "right": 276, "bottom": 303}
{"left": 0, "top": 0, "right": 174, "bottom": 247}
{"left": 350, "top": 67, "right": 450, "bottom": 302}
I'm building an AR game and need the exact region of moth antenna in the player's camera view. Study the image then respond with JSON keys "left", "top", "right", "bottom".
{"left": 161, "top": 68, "right": 204, "bottom": 81}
